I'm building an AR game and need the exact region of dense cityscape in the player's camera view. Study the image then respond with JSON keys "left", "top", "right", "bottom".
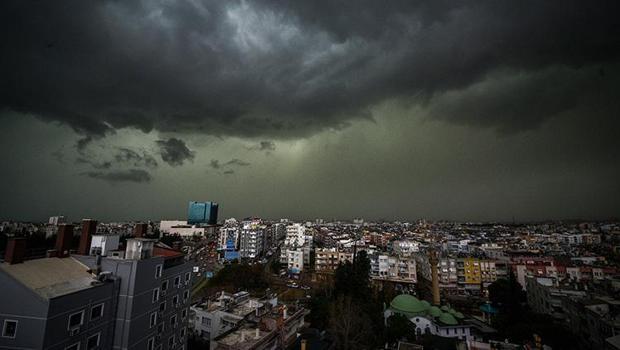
{"left": 2, "top": 1, "right": 619, "bottom": 349}
{"left": 1, "top": 202, "right": 619, "bottom": 349}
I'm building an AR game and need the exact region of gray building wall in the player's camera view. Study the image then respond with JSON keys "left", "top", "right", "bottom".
{"left": 0, "top": 270, "right": 48, "bottom": 350}
{"left": 77, "top": 254, "right": 193, "bottom": 350}
{"left": 0, "top": 267, "right": 117, "bottom": 350}
{"left": 44, "top": 281, "right": 118, "bottom": 350}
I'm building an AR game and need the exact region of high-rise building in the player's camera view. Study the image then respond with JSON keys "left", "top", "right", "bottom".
{"left": 187, "top": 201, "right": 218, "bottom": 225}
{"left": 280, "top": 224, "right": 313, "bottom": 274}
{"left": 238, "top": 219, "right": 265, "bottom": 259}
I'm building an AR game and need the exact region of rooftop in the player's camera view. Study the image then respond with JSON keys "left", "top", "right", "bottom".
{"left": 0, "top": 257, "right": 97, "bottom": 299}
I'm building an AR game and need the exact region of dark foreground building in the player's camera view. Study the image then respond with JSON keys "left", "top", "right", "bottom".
{"left": 0, "top": 232, "right": 193, "bottom": 350}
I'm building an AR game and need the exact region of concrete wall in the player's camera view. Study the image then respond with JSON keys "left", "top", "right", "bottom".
{"left": 0, "top": 270, "right": 48, "bottom": 350}
{"left": 44, "top": 281, "right": 117, "bottom": 350}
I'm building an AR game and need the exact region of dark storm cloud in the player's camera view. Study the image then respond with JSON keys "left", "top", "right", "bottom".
{"left": 1, "top": 0, "right": 619, "bottom": 139}
{"left": 156, "top": 138, "right": 195, "bottom": 167}
{"left": 210, "top": 158, "right": 250, "bottom": 171}
{"left": 225, "top": 159, "right": 250, "bottom": 167}
{"left": 76, "top": 157, "right": 112, "bottom": 170}
{"left": 209, "top": 160, "right": 221, "bottom": 169}
{"left": 248, "top": 141, "right": 277, "bottom": 152}
{"left": 114, "top": 148, "right": 158, "bottom": 169}
{"left": 82, "top": 169, "right": 152, "bottom": 183}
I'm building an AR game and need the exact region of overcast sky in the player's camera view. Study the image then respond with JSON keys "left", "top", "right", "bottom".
{"left": 1, "top": 1, "right": 619, "bottom": 222}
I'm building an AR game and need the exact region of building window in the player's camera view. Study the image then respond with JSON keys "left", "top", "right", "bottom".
{"left": 152, "top": 288, "right": 160, "bottom": 303}
{"left": 172, "top": 295, "right": 179, "bottom": 305}
{"left": 183, "top": 290, "right": 189, "bottom": 302}
{"left": 180, "top": 327, "right": 186, "bottom": 338}
{"left": 161, "top": 280, "right": 169, "bottom": 292}
{"left": 168, "top": 335, "right": 176, "bottom": 347}
{"left": 68, "top": 310, "right": 84, "bottom": 330}
{"left": 155, "top": 264, "right": 163, "bottom": 278}
{"left": 159, "top": 301, "right": 166, "bottom": 312}
{"left": 184, "top": 272, "right": 191, "bottom": 283}
{"left": 2, "top": 320, "right": 17, "bottom": 338}
{"left": 86, "top": 332, "right": 100, "bottom": 350}
{"left": 90, "top": 303, "right": 104, "bottom": 320}
{"left": 66, "top": 343, "right": 80, "bottom": 350}
{"left": 170, "top": 315, "right": 177, "bottom": 327}
{"left": 147, "top": 337, "right": 155, "bottom": 350}
{"left": 174, "top": 276, "right": 181, "bottom": 287}
{"left": 150, "top": 312, "right": 157, "bottom": 328}
{"left": 202, "top": 317, "right": 211, "bottom": 327}
{"left": 181, "top": 309, "right": 187, "bottom": 319}
{"left": 157, "top": 322, "right": 164, "bottom": 334}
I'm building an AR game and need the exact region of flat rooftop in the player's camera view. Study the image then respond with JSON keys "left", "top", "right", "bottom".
{"left": 217, "top": 327, "right": 272, "bottom": 348}
{"left": 0, "top": 257, "right": 97, "bottom": 299}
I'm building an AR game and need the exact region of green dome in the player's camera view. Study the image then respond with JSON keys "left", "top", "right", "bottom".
{"left": 454, "top": 312, "right": 465, "bottom": 319}
{"left": 420, "top": 300, "right": 431, "bottom": 310}
{"left": 440, "top": 305, "right": 450, "bottom": 312}
{"left": 438, "top": 312, "right": 458, "bottom": 325}
{"left": 390, "top": 294, "right": 427, "bottom": 315}
{"left": 428, "top": 306, "right": 442, "bottom": 317}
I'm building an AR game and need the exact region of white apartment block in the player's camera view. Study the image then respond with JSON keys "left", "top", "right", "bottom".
{"left": 370, "top": 254, "right": 417, "bottom": 283}
{"left": 238, "top": 219, "right": 265, "bottom": 259}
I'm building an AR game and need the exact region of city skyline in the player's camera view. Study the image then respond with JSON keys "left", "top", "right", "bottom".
{"left": 1, "top": 1, "right": 619, "bottom": 222}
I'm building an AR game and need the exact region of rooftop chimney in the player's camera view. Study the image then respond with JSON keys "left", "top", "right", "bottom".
{"left": 55, "top": 224, "right": 74, "bottom": 258}
{"left": 78, "top": 219, "right": 97, "bottom": 255}
{"left": 5, "top": 238, "right": 27, "bottom": 264}
{"left": 133, "top": 223, "right": 148, "bottom": 238}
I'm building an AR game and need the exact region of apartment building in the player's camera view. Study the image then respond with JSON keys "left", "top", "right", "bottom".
{"left": 0, "top": 223, "right": 193, "bottom": 350}
{"left": 238, "top": 220, "right": 265, "bottom": 259}
{"left": 280, "top": 224, "right": 313, "bottom": 274}
{"left": 370, "top": 254, "right": 417, "bottom": 283}
{"left": 314, "top": 248, "right": 353, "bottom": 273}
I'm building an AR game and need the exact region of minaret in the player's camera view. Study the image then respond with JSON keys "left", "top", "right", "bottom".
{"left": 429, "top": 248, "right": 440, "bottom": 305}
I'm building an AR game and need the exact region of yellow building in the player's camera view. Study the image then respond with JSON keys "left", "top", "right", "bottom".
{"left": 463, "top": 258, "right": 482, "bottom": 284}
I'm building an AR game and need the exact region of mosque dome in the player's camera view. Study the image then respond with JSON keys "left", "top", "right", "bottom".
{"left": 390, "top": 294, "right": 427, "bottom": 315}
{"left": 428, "top": 306, "right": 442, "bottom": 317}
{"left": 438, "top": 312, "right": 458, "bottom": 325}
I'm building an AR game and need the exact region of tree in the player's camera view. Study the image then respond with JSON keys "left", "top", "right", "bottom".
{"left": 385, "top": 314, "right": 416, "bottom": 345}
{"left": 328, "top": 295, "right": 373, "bottom": 350}
{"left": 488, "top": 272, "right": 525, "bottom": 312}
{"left": 334, "top": 250, "right": 372, "bottom": 301}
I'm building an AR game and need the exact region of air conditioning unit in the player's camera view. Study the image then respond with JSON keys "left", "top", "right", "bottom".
{"left": 69, "top": 327, "right": 80, "bottom": 336}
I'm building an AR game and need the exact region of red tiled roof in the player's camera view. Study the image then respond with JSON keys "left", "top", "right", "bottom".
{"left": 153, "top": 247, "right": 184, "bottom": 258}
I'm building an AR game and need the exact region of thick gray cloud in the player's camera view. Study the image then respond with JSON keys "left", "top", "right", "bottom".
{"left": 225, "top": 159, "right": 250, "bottom": 167}
{"left": 114, "top": 148, "right": 158, "bottom": 169}
{"left": 156, "top": 138, "right": 195, "bottom": 166}
{"left": 82, "top": 169, "right": 152, "bottom": 183}
{"left": 249, "top": 141, "right": 277, "bottom": 152}
{"left": 1, "top": 1, "right": 618, "bottom": 139}
{"left": 0, "top": 1, "right": 618, "bottom": 222}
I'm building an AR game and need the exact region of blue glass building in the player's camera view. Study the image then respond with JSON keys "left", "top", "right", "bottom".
{"left": 187, "top": 201, "right": 219, "bottom": 225}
